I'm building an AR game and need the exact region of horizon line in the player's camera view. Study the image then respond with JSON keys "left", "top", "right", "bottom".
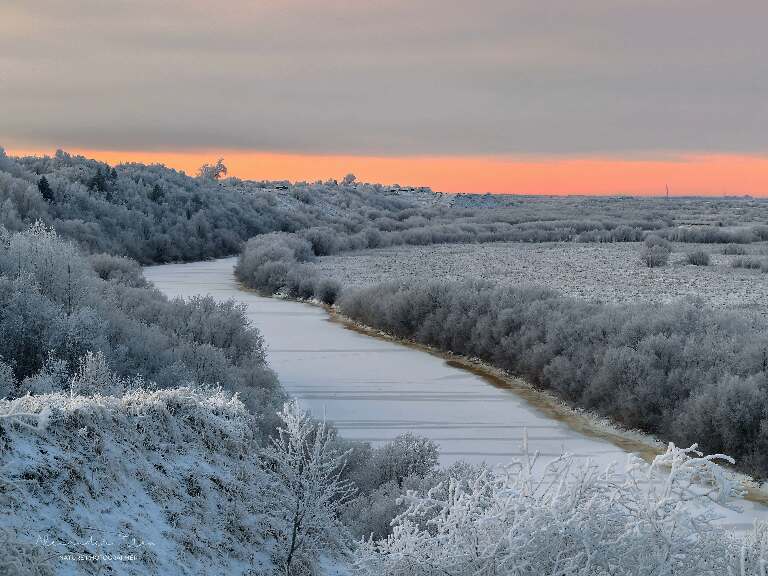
{"left": 6, "top": 146, "right": 768, "bottom": 197}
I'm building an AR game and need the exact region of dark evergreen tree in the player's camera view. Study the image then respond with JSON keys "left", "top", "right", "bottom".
{"left": 89, "top": 167, "right": 107, "bottom": 193}
{"left": 38, "top": 176, "right": 54, "bottom": 202}
{"left": 148, "top": 183, "right": 165, "bottom": 203}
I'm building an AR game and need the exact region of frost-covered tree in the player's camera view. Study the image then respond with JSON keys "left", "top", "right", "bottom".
{"left": 148, "top": 182, "right": 165, "bottom": 203}
{"left": 197, "top": 158, "right": 228, "bottom": 181}
{"left": 1, "top": 221, "right": 92, "bottom": 310}
{"left": 88, "top": 166, "right": 108, "bottom": 193}
{"left": 69, "top": 351, "right": 122, "bottom": 396}
{"left": 260, "top": 401, "right": 355, "bottom": 574}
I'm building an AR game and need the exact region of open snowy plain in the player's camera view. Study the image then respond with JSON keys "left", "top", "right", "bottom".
{"left": 312, "top": 240, "right": 768, "bottom": 312}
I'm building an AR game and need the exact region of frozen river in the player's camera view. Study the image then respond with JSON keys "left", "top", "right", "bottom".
{"left": 145, "top": 257, "right": 765, "bottom": 531}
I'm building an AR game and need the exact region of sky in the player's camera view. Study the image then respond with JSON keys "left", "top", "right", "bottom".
{"left": 1, "top": 1, "right": 766, "bottom": 195}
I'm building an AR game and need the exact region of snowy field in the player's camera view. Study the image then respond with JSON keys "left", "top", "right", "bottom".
{"left": 312, "top": 241, "right": 768, "bottom": 312}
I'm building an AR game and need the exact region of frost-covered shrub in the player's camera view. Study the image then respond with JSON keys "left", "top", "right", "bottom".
{"left": 0, "top": 221, "right": 94, "bottom": 309}
{"left": 237, "top": 233, "right": 344, "bottom": 305}
{"left": 672, "top": 374, "right": 768, "bottom": 474}
{"left": 0, "top": 169, "right": 48, "bottom": 232}
{"left": 69, "top": 351, "right": 124, "bottom": 396}
{"left": 356, "top": 444, "right": 759, "bottom": 576}
{"left": 752, "top": 224, "right": 768, "bottom": 241}
{"left": 343, "top": 476, "right": 428, "bottom": 541}
{"left": 610, "top": 224, "right": 644, "bottom": 242}
{"left": 235, "top": 233, "right": 315, "bottom": 295}
{"left": 366, "top": 434, "right": 439, "bottom": 490}
{"left": 640, "top": 243, "right": 670, "bottom": 267}
{"left": 301, "top": 226, "right": 342, "bottom": 256}
{"left": 638, "top": 234, "right": 671, "bottom": 267}
{"left": 315, "top": 277, "right": 342, "bottom": 305}
{"left": 343, "top": 434, "right": 440, "bottom": 496}
{"left": 18, "top": 355, "right": 68, "bottom": 395}
{"left": 336, "top": 435, "right": 443, "bottom": 541}
{"left": 285, "top": 266, "right": 319, "bottom": 300}
{"left": 722, "top": 243, "right": 747, "bottom": 255}
{"left": 89, "top": 252, "right": 148, "bottom": 287}
{"left": 329, "top": 434, "right": 444, "bottom": 540}
{"left": 0, "top": 359, "right": 15, "bottom": 399}
{"left": 345, "top": 480, "right": 407, "bottom": 540}
{"left": 344, "top": 460, "right": 485, "bottom": 541}
{"left": 686, "top": 248, "right": 710, "bottom": 265}
{"left": 643, "top": 233, "right": 672, "bottom": 251}
{"left": 733, "top": 256, "right": 764, "bottom": 269}
{"left": 663, "top": 226, "right": 756, "bottom": 244}
{"left": 575, "top": 224, "right": 644, "bottom": 243}
{"left": 0, "top": 275, "right": 66, "bottom": 380}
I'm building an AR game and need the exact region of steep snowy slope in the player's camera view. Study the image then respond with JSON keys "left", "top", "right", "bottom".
{"left": 1, "top": 387, "right": 272, "bottom": 576}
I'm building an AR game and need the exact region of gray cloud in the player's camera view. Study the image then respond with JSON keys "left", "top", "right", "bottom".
{"left": 1, "top": 0, "right": 766, "bottom": 155}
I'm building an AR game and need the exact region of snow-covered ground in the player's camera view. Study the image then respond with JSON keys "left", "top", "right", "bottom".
{"left": 311, "top": 241, "right": 768, "bottom": 312}
{"left": 0, "top": 388, "right": 272, "bottom": 576}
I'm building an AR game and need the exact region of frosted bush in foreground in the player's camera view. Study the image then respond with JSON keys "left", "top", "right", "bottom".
{"left": 355, "top": 442, "right": 767, "bottom": 575}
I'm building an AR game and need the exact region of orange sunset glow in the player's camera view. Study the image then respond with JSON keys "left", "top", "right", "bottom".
{"left": 8, "top": 149, "right": 768, "bottom": 196}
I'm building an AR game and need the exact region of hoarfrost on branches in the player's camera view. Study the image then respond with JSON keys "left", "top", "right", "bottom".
{"left": 261, "top": 400, "right": 356, "bottom": 575}
{"left": 355, "top": 442, "right": 764, "bottom": 576}
{"left": 196, "top": 158, "right": 228, "bottom": 181}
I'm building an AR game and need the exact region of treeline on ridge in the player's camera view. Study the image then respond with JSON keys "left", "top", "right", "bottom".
{"left": 8, "top": 147, "right": 768, "bottom": 271}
